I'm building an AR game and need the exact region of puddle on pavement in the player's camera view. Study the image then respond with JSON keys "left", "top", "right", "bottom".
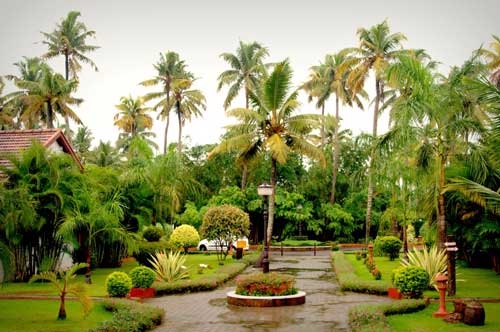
{"left": 209, "top": 297, "right": 228, "bottom": 307}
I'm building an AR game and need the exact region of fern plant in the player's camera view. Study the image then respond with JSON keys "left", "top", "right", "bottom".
{"left": 401, "top": 245, "right": 447, "bottom": 290}
{"left": 29, "top": 262, "right": 92, "bottom": 320}
{"left": 148, "top": 251, "right": 189, "bottom": 283}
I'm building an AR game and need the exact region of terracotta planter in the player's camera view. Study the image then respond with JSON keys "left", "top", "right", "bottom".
{"left": 129, "top": 287, "right": 155, "bottom": 298}
{"left": 388, "top": 287, "right": 402, "bottom": 300}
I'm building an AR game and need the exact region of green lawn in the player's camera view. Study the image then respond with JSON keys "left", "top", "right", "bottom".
{"left": 345, "top": 253, "right": 500, "bottom": 298}
{"left": 0, "top": 253, "right": 235, "bottom": 297}
{"left": 387, "top": 302, "right": 500, "bottom": 332}
{"left": 0, "top": 300, "right": 112, "bottom": 332}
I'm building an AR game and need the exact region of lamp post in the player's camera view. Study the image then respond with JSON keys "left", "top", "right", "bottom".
{"left": 297, "top": 204, "right": 303, "bottom": 237}
{"left": 258, "top": 183, "right": 273, "bottom": 273}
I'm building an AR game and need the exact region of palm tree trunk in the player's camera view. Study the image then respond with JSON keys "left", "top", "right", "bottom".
{"left": 85, "top": 239, "right": 92, "bottom": 284}
{"left": 64, "top": 52, "right": 71, "bottom": 140}
{"left": 177, "top": 109, "right": 182, "bottom": 157}
{"left": 47, "top": 102, "right": 54, "bottom": 129}
{"left": 437, "top": 153, "right": 446, "bottom": 250}
{"left": 58, "top": 293, "right": 67, "bottom": 320}
{"left": 391, "top": 188, "right": 399, "bottom": 236}
{"left": 267, "top": 158, "right": 277, "bottom": 244}
{"left": 365, "top": 79, "right": 381, "bottom": 245}
{"left": 163, "top": 87, "right": 170, "bottom": 154}
{"left": 330, "top": 96, "right": 340, "bottom": 204}
{"left": 241, "top": 161, "right": 248, "bottom": 191}
{"left": 321, "top": 103, "right": 325, "bottom": 149}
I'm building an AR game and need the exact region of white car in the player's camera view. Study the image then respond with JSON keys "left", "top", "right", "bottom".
{"left": 197, "top": 237, "right": 249, "bottom": 251}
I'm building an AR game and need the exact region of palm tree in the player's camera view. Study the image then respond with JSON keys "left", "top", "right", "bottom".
{"left": 477, "top": 35, "right": 500, "bottom": 87}
{"left": 73, "top": 125, "right": 94, "bottom": 157}
{"left": 140, "top": 51, "right": 188, "bottom": 153}
{"left": 42, "top": 11, "right": 99, "bottom": 136}
{"left": 114, "top": 95, "right": 154, "bottom": 138}
{"left": 210, "top": 60, "right": 324, "bottom": 243}
{"left": 217, "top": 41, "right": 269, "bottom": 110}
{"left": 171, "top": 78, "right": 206, "bottom": 157}
{"left": 348, "top": 20, "right": 406, "bottom": 244}
{"left": 303, "top": 51, "right": 366, "bottom": 203}
{"left": 29, "top": 263, "right": 92, "bottom": 320}
{"left": 87, "top": 140, "right": 120, "bottom": 167}
{"left": 16, "top": 67, "right": 82, "bottom": 129}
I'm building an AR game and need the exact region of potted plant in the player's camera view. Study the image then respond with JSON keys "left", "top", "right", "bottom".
{"left": 129, "top": 266, "right": 156, "bottom": 298}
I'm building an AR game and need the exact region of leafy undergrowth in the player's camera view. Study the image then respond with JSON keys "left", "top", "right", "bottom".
{"left": 0, "top": 299, "right": 112, "bottom": 332}
{"left": 387, "top": 302, "right": 500, "bottom": 332}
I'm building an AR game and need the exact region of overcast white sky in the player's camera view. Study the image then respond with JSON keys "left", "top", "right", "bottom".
{"left": 1, "top": 0, "right": 499, "bottom": 151}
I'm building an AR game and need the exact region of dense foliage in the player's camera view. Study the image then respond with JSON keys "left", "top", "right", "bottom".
{"left": 235, "top": 272, "right": 297, "bottom": 296}
{"left": 105, "top": 272, "right": 133, "bottom": 298}
{"left": 129, "top": 266, "right": 156, "bottom": 288}
{"left": 393, "top": 266, "right": 430, "bottom": 299}
{"left": 374, "top": 236, "right": 402, "bottom": 260}
{"left": 169, "top": 224, "right": 200, "bottom": 253}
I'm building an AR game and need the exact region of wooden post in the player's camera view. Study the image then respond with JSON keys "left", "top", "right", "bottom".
{"left": 445, "top": 235, "right": 458, "bottom": 296}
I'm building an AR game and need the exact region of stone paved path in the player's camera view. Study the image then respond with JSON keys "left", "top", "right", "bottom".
{"left": 148, "top": 252, "right": 392, "bottom": 332}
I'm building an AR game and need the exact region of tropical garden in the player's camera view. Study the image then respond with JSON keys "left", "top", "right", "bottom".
{"left": 0, "top": 10, "right": 499, "bottom": 332}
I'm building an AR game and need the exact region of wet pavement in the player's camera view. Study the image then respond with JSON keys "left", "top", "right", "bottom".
{"left": 148, "top": 252, "right": 392, "bottom": 332}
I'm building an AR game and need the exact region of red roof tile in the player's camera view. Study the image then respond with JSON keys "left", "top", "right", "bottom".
{"left": 0, "top": 129, "right": 83, "bottom": 171}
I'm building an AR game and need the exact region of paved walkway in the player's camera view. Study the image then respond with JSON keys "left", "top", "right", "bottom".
{"left": 148, "top": 252, "right": 392, "bottom": 332}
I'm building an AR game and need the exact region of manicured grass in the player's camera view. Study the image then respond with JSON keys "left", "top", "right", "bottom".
{"left": 0, "top": 253, "right": 237, "bottom": 296}
{"left": 345, "top": 253, "right": 500, "bottom": 298}
{"left": 345, "top": 252, "right": 401, "bottom": 283}
{"left": 387, "top": 302, "right": 500, "bottom": 332}
{"left": 0, "top": 299, "right": 112, "bottom": 332}
{"left": 272, "top": 239, "right": 327, "bottom": 246}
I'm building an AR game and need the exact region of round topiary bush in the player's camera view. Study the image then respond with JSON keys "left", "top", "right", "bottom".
{"left": 393, "top": 266, "right": 429, "bottom": 299}
{"left": 105, "top": 271, "right": 132, "bottom": 297}
{"left": 170, "top": 224, "right": 200, "bottom": 254}
{"left": 129, "top": 266, "right": 156, "bottom": 288}
{"left": 143, "top": 226, "right": 164, "bottom": 242}
{"left": 374, "top": 236, "right": 403, "bottom": 260}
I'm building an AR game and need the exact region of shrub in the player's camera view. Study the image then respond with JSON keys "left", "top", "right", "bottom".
{"left": 371, "top": 268, "right": 382, "bottom": 280}
{"left": 91, "top": 299, "right": 164, "bottom": 332}
{"left": 374, "top": 236, "right": 402, "bottom": 260}
{"left": 133, "top": 241, "right": 173, "bottom": 267}
{"left": 170, "top": 224, "right": 200, "bottom": 253}
{"left": 365, "top": 260, "right": 376, "bottom": 272}
{"left": 143, "top": 226, "right": 164, "bottom": 242}
{"left": 105, "top": 272, "right": 132, "bottom": 297}
{"left": 201, "top": 205, "right": 250, "bottom": 262}
{"left": 401, "top": 245, "right": 447, "bottom": 290}
{"left": 129, "top": 266, "right": 156, "bottom": 288}
{"left": 393, "top": 266, "right": 429, "bottom": 299}
{"left": 235, "top": 272, "right": 297, "bottom": 296}
{"left": 332, "top": 252, "right": 390, "bottom": 295}
{"left": 148, "top": 250, "right": 189, "bottom": 283}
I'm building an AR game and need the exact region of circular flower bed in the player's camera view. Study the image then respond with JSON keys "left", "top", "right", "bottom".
{"left": 227, "top": 272, "right": 306, "bottom": 307}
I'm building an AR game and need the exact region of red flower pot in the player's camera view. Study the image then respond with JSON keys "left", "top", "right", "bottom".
{"left": 388, "top": 287, "right": 402, "bottom": 300}
{"left": 130, "top": 287, "right": 155, "bottom": 298}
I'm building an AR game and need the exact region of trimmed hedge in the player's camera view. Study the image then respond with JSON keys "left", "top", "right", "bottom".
{"left": 154, "top": 252, "right": 259, "bottom": 295}
{"left": 90, "top": 299, "right": 164, "bottom": 332}
{"left": 332, "top": 252, "right": 390, "bottom": 295}
{"left": 133, "top": 241, "right": 173, "bottom": 267}
{"left": 349, "top": 299, "right": 427, "bottom": 332}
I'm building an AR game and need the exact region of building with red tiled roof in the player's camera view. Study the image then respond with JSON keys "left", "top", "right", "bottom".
{"left": 0, "top": 128, "right": 83, "bottom": 171}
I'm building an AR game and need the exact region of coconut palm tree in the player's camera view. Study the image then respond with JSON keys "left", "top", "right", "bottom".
{"left": 303, "top": 51, "right": 366, "bottom": 203}
{"left": 217, "top": 41, "right": 269, "bottom": 110}
{"left": 210, "top": 60, "right": 324, "bottom": 243}
{"left": 42, "top": 11, "right": 98, "bottom": 136}
{"left": 114, "top": 95, "right": 154, "bottom": 138}
{"left": 348, "top": 20, "right": 407, "bottom": 244}
{"left": 171, "top": 78, "right": 206, "bottom": 157}
{"left": 15, "top": 67, "right": 82, "bottom": 129}
{"left": 87, "top": 140, "right": 120, "bottom": 167}
{"left": 477, "top": 35, "right": 500, "bottom": 87}
{"left": 140, "top": 51, "right": 188, "bottom": 153}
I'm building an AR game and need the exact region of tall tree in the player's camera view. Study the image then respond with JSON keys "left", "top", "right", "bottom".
{"left": 217, "top": 41, "right": 269, "bottom": 189}
{"left": 42, "top": 11, "right": 99, "bottom": 135}
{"left": 140, "top": 51, "right": 188, "bottom": 153}
{"left": 171, "top": 78, "right": 206, "bottom": 157}
{"left": 113, "top": 95, "right": 154, "bottom": 139}
{"left": 15, "top": 67, "right": 82, "bottom": 129}
{"left": 477, "top": 35, "right": 500, "bottom": 87}
{"left": 210, "top": 60, "right": 324, "bottom": 243}
{"left": 348, "top": 20, "right": 406, "bottom": 244}
{"left": 217, "top": 41, "right": 269, "bottom": 110}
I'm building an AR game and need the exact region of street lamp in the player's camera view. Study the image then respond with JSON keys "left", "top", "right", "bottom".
{"left": 258, "top": 183, "right": 273, "bottom": 273}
